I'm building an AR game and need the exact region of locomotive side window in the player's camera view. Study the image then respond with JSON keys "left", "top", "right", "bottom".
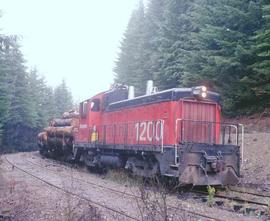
{"left": 80, "top": 101, "right": 88, "bottom": 118}
{"left": 91, "top": 99, "right": 100, "bottom": 112}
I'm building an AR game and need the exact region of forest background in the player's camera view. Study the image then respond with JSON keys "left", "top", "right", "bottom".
{"left": 1, "top": 0, "right": 270, "bottom": 152}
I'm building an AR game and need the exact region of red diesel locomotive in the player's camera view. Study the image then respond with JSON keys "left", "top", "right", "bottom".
{"left": 72, "top": 81, "right": 243, "bottom": 186}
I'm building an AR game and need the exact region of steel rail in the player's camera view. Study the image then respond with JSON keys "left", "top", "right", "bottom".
{"left": 192, "top": 189, "right": 269, "bottom": 207}
{"left": 4, "top": 156, "right": 140, "bottom": 221}
{"left": 229, "top": 187, "right": 270, "bottom": 199}
{"left": 8, "top": 156, "right": 224, "bottom": 221}
{"left": 27, "top": 158, "right": 231, "bottom": 221}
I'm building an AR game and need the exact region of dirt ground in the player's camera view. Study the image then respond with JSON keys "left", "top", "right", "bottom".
{"left": 0, "top": 152, "right": 263, "bottom": 221}
{"left": 0, "top": 155, "right": 105, "bottom": 221}
{"left": 0, "top": 119, "right": 269, "bottom": 221}
{"left": 224, "top": 116, "right": 270, "bottom": 188}
{"left": 241, "top": 132, "right": 270, "bottom": 188}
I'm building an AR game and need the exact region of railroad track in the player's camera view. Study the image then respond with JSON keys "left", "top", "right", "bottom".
{"left": 25, "top": 158, "right": 138, "bottom": 199}
{"left": 38, "top": 155, "right": 270, "bottom": 207}
{"left": 191, "top": 188, "right": 270, "bottom": 208}
{"left": 229, "top": 186, "right": 270, "bottom": 199}
{"left": 4, "top": 155, "right": 229, "bottom": 221}
{"left": 5, "top": 156, "right": 139, "bottom": 221}
{"left": 25, "top": 155, "right": 268, "bottom": 220}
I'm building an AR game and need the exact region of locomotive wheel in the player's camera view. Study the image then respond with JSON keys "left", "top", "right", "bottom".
{"left": 125, "top": 157, "right": 159, "bottom": 178}
{"left": 83, "top": 151, "right": 105, "bottom": 173}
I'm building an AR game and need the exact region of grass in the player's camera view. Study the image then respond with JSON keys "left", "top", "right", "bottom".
{"left": 62, "top": 167, "right": 104, "bottom": 221}
{"left": 207, "top": 185, "right": 216, "bottom": 207}
{"left": 105, "top": 169, "right": 142, "bottom": 187}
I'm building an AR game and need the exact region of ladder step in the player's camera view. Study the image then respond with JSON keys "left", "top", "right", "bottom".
{"left": 164, "top": 173, "right": 176, "bottom": 177}
{"left": 170, "top": 164, "right": 179, "bottom": 170}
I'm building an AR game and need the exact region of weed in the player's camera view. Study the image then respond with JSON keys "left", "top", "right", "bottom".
{"left": 207, "top": 185, "right": 215, "bottom": 207}
{"left": 134, "top": 177, "right": 189, "bottom": 221}
{"left": 105, "top": 169, "right": 142, "bottom": 187}
{"left": 62, "top": 167, "right": 104, "bottom": 221}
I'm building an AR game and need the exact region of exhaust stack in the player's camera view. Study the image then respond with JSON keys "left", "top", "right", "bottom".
{"left": 146, "top": 80, "right": 153, "bottom": 95}
{"left": 146, "top": 80, "right": 157, "bottom": 95}
{"left": 128, "top": 86, "right": 135, "bottom": 99}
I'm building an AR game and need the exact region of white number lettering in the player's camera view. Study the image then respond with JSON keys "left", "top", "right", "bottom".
{"left": 135, "top": 123, "right": 139, "bottom": 141}
{"left": 140, "top": 122, "right": 147, "bottom": 141}
{"left": 135, "top": 121, "right": 163, "bottom": 142}
{"left": 155, "top": 121, "right": 161, "bottom": 141}
{"left": 147, "top": 121, "right": 153, "bottom": 141}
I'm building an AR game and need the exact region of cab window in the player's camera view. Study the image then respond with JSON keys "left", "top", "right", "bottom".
{"left": 80, "top": 101, "right": 88, "bottom": 118}
{"left": 91, "top": 99, "right": 100, "bottom": 112}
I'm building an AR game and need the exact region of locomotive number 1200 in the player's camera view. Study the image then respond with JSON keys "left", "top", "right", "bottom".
{"left": 135, "top": 121, "right": 163, "bottom": 142}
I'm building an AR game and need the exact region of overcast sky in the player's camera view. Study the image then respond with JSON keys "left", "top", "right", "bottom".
{"left": 0, "top": 0, "right": 142, "bottom": 101}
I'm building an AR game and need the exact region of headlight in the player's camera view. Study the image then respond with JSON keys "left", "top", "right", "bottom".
{"left": 192, "top": 86, "right": 208, "bottom": 99}
{"left": 202, "top": 86, "right": 207, "bottom": 92}
{"left": 201, "top": 92, "right": 207, "bottom": 98}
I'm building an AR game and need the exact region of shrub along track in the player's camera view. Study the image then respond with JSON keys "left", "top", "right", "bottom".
{"left": 3, "top": 153, "right": 260, "bottom": 221}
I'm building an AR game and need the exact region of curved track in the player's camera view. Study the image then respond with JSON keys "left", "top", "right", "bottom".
{"left": 5, "top": 156, "right": 139, "bottom": 221}
{"left": 36, "top": 155, "right": 270, "bottom": 208}
{"left": 4, "top": 155, "right": 228, "bottom": 221}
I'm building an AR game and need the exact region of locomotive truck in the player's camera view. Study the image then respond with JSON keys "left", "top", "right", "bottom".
{"left": 68, "top": 81, "right": 244, "bottom": 186}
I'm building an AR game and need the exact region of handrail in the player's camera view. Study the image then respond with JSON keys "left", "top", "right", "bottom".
{"left": 239, "top": 124, "right": 244, "bottom": 165}
{"left": 175, "top": 119, "right": 242, "bottom": 146}
{"left": 226, "top": 124, "right": 238, "bottom": 146}
{"left": 160, "top": 120, "right": 164, "bottom": 153}
{"left": 174, "top": 118, "right": 182, "bottom": 164}
{"left": 88, "top": 119, "right": 244, "bottom": 161}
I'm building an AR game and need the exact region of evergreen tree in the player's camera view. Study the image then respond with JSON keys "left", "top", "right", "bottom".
{"left": 43, "top": 86, "right": 56, "bottom": 122}
{"left": 28, "top": 68, "right": 55, "bottom": 128}
{"left": 0, "top": 35, "right": 13, "bottom": 144}
{"left": 3, "top": 39, "right": 38, "bottom": 150}
{"left": 0, "top": 12, "right": 74, "bottom": 152}
{"left": 155, "top": 0, "right": 202, "bottom": 90}
{"left": 179, "top": 0, "right": 262, "bottom": 114}
{"left": 114, "top": 1, "right": 147, "bottom": 94}
{"left": 143, "top": 0, "right": 165, "bottom": 88}
{"left": 241, "top": 0, "right": 270, "bottom": 112}
{"left": 114, "top": 0, "right": 265, "bottom": 115}
{"left": 54, "top": 80, "right": 73, "bottom": 117}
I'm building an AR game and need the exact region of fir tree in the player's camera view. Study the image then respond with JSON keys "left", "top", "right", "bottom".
{"left": 241, "top": 0, "right": 270, "bottom": 112}
{"left": 143, "top": 0, "right": 165, "bottom": 89}
{"left": 151, "top": 0, "right": 202, "bottom": 90}
{"left": 0, "top": 13, "right": 74, "bottom": 151}
{"left": 0, "top": 35, "right": 12, "bottom": 144}
{"left": 114, "top": 1, "right": 147, "bottom": 94}
{"left": 3, "top": 38, "right": 38, "bottom": 150}
{"left": 114, "top": 0, "right": 265, "bottom": 115}
{"left": 180, "top": 0, "right": 262, "bottom": 114}
{"left": 54, "top": 80, "right": 73, "bottom": 117}
{"left": 28, "top": 68, "right": 54, "bottom": 128}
